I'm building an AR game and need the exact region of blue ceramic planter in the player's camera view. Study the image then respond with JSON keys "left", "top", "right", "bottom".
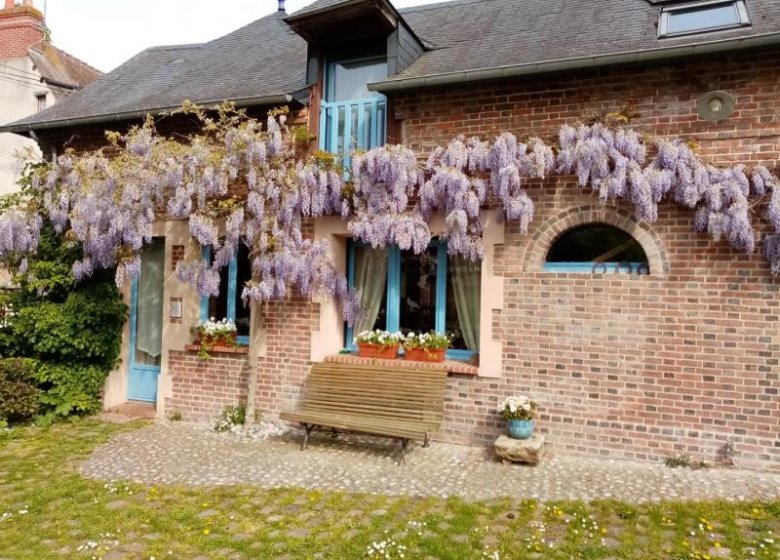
{"left": 507, "top": 419, "right": 534, "bottom": 440}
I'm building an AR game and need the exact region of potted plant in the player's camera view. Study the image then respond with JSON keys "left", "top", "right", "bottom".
{"left": 497, "top": 395, "right": 538, "bottom": 439}
{"left": 191, "top": 318, "right": 238, "bottom": 359}
{"left": 402, "top": 331, "right": 450, "bottom": 363}
{"left": 354, "top": 330, "right": 403, "bottom": 359}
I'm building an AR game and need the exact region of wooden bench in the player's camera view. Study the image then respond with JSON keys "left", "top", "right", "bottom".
{"left": 280, "top": 362, "right": 448, "bottom": 464}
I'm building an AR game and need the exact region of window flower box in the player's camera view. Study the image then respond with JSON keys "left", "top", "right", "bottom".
{"left": 197, "top": 332, "right": 237, "bottom": 347}
{"left": 191, "top": 318, "right": 238, "bottom": 360}
{"left": 357, "top": 342, "right": 401, "bottom": 359}
{"left": 404, "top": 347, "right": 446, "bottom": 363}
{"left": 354, "top": 330, "right": 403, "bottom": 359}
{"left": 402, "top": 331, "right": 450, "bottom": 363}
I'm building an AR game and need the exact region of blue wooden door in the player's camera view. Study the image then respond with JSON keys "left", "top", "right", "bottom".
{"left": 128, "top": 239, "right": 165, "bottom": 402}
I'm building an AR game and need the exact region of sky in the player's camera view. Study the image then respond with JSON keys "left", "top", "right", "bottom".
{"left": 33, "top": 0, "right": 452, "bottom": 73}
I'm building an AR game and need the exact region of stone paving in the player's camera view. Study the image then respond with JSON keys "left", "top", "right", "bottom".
{"left": 80, "top": 422, "right": 780, "bottom": 503}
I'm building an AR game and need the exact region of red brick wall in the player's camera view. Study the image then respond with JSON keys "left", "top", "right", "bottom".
{"left": 253, "top": 298, "right": 321, "bottom": 416}
{"left": 166, "top": 350, "right": 251, "bottom": 423}
{"left": 166, "top": 298, "right": 319, "bottom": 424}
{"left": 393, "top": 51, "right": 780, "bottom": 164}
{"left": 387, "top": 49, "right": 780, "bottom": 470}
{"left": 436, "top": 189, "right": 779, "bottom": 471}
{"left": 93, "top": 47, "right": 779, "bottom": 471}
{"left": 0, "top": 7, "right": 43, "bottom": 58}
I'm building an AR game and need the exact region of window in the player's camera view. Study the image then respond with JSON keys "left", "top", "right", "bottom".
{"left": 321, "top": 57, "right": 387, "bottom": 170}
{"left": 346, "top": 241, "right": 481, "bottom": 359}
{"left": 328, "top": 58, "right": 387, "bottom": 102}
{"left": 544, "top": 224, "right": 650, "bottom": 274}
{"left": 200, "top": 244, "right": 251, "bottom": 344}
{"left": 659, "top": 0, "right": 750, "bottom": 37}
{"left": 35, "top": 93, "right": 47, "bottom": 112}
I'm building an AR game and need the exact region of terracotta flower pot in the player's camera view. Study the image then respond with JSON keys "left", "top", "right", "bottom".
{"left": 404, "top": 347, "right": 446, "bottom": 363}
{"left": 200, "top": 332, "right": 237, "bottom": 347}
{"left": 357, "top": 342, "right": 400, "bottom": 359}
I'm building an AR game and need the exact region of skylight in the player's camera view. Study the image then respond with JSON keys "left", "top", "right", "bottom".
{"left": 659, "top": 0, "right": 751, "bottom": 37}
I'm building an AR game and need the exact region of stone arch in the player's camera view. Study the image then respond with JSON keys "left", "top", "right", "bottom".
{"left": 523, "top": 204, "right": 669, "bottom": 276}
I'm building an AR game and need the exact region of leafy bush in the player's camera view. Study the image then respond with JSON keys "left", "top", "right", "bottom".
{"left": 213, "top": 404, "right": 246, "bottom": 432}
{"left": 0, "top": 218, "right": 127, "bottom": 422}
{"left": 0, "top": 358, "right": 40, "bottom": 422}
{"left": 32, "top": 362, "right": 108, "bottom": 417}
{"left": 7, "top": 281, "right": 126, "bottom": 367}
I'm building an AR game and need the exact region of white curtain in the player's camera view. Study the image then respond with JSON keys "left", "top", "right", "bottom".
{"left": 135, "top": 239, "right": 164, "bottom": 364}
{"left": 353, "top": 247, "right": 388, "bottom": 334}
{"left": 452, "top": 257, "right": 481, "bottom": 351}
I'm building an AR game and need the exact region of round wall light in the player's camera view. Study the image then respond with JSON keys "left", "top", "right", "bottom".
{"left": 697, "top": 91, "right": 736, "bottom": 122}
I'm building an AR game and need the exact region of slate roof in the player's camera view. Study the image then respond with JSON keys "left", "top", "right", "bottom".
{"left": 6, "top": 12, "right": 307, "bottom": 130}
{"left": 387, "top": 0, "right": 780, "bottom": 88}
{"left": 28, "top": 43, "right": 102, "bottom": 100}
{"left": 288, "top": 0, "right": 358, "bottom": 18}
{"left": 4, "top": 0, "right": 780, "bottom": 131}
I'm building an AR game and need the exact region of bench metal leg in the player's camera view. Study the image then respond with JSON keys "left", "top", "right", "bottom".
{"left": 423, "top": 433, "right": 430, "bottom": 448}
{"left": 330, "top": 428, "right": 339, "bottom": 438}
{"left": 397, "top": 438, "right": 410, "bottom": 466}
{"left": 301, "top": 423, "right": 315, "bottom": 451}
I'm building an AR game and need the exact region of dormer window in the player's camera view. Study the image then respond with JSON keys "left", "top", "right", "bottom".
{"left": 659, "top": 0, "right": 751, "bottom": 38}
{"left": 321, "top": 57, "right": 387, "bottom": 169}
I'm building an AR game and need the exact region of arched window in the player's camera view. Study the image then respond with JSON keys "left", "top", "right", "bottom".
{"left": 544, "top": 223, "right": 650, "bottom": 274}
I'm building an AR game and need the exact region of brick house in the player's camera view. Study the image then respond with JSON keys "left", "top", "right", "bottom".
{"left": 2, "top": 0, "right": 779, "bottom": 470}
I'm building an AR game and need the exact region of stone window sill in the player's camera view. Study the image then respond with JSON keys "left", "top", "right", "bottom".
{"left": 184, "top": 344, "right": 249, "bottom": 355}
{"left": 324, "top": 353, "right": 478, "bottom": 376}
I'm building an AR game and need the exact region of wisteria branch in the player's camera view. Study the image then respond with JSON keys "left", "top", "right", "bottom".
{"left": 0, "top": 104, "right": 778, "bottom": 325}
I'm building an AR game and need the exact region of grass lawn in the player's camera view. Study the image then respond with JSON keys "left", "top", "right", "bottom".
{"left": 0, "top": 419, "right": 778, "bottom": 560}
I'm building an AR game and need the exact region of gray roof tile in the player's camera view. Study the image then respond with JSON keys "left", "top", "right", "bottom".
{"left": 394, "top": 0, "right": 780, "bottom": 83}
{"left": 287, "top": 0, "right": 358, "bottom": 18}
{"left": 6, "top": 0, "right": 780, "bottom": 130}
{"left": 27, "top": 43, "right": 102, "bottom": 100}
{"left": 8, "top": 12, "right": 307, "bottom": 128}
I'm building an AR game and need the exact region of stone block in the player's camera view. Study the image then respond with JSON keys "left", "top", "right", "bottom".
{"left": 494, "top": 434, "right": 545, "bottom": 465}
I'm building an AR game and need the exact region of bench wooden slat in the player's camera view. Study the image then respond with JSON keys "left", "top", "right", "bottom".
{"left": 280, "top": 362, "right": 449, "bottom": 463}
{"left": 279, "top": 411, "right": 431, "bottom": 439}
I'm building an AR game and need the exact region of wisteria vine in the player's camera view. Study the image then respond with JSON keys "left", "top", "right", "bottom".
{"left": 0, "top": 104, "right": 778, "bottom": 325}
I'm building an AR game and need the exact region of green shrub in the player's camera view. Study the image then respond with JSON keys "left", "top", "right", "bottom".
{"left": 32, "top": 362, "right": 107, "bottom": 417}
{"left": 213, "top": 404, "right": 246, "bottom": 432}
{"left": 0, "top": 358, "right": 40, "bottom": 422}
{"left": 0, "top": 218, "right": 127, "bottom": 422}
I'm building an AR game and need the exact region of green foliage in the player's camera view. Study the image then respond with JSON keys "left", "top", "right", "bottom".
{"left": 6, "top": 281, "right": 126, "bottom": 365}
{"left": 0, "top": 220, "right": 127, "bottom": 422}
{"left": 664, "top": 454, "right": 710, "bottom": 470}
{"left": 32, "top": 362, "right": 108, "bottom": 418}
{"left": 212, "top": 404, "right": 246, "bottom": 432}
{"left": 0, "top": 358, "right": 40, "bottom": 422}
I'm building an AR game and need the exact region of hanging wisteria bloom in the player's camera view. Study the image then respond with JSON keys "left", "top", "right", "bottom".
{"left": 423, "top": 136, "right": 491, "bottom": 260}
{"left": 1, "top": 101, "right": 778, "bottom": 323}
{"left": 489, "top": 133, "right": 554, "bottom": 232}
{"left": 348, "top": 144, "right": 430, "bottom": 253}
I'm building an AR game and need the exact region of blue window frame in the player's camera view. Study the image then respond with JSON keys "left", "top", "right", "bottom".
{"left": 543, "top": 223, "right": 650, "bottom": 275}
{"left": 320, "top": 57, "right": 388, "bottom": 171}
{"left": 543, "top": 262, "right": 649, "bottom": 274}
{"left": 346, "top": 241, "right": 479, "bottom": 361}
{"left": 200, "top": 246, "right": 251, "bottom": 345}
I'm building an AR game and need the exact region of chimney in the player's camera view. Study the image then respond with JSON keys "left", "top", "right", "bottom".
{"left": 278, "top": 0, "right": 285, "bottom": 12}
{"left": 0, "top": 0, "right": 44, "bottom": 58}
